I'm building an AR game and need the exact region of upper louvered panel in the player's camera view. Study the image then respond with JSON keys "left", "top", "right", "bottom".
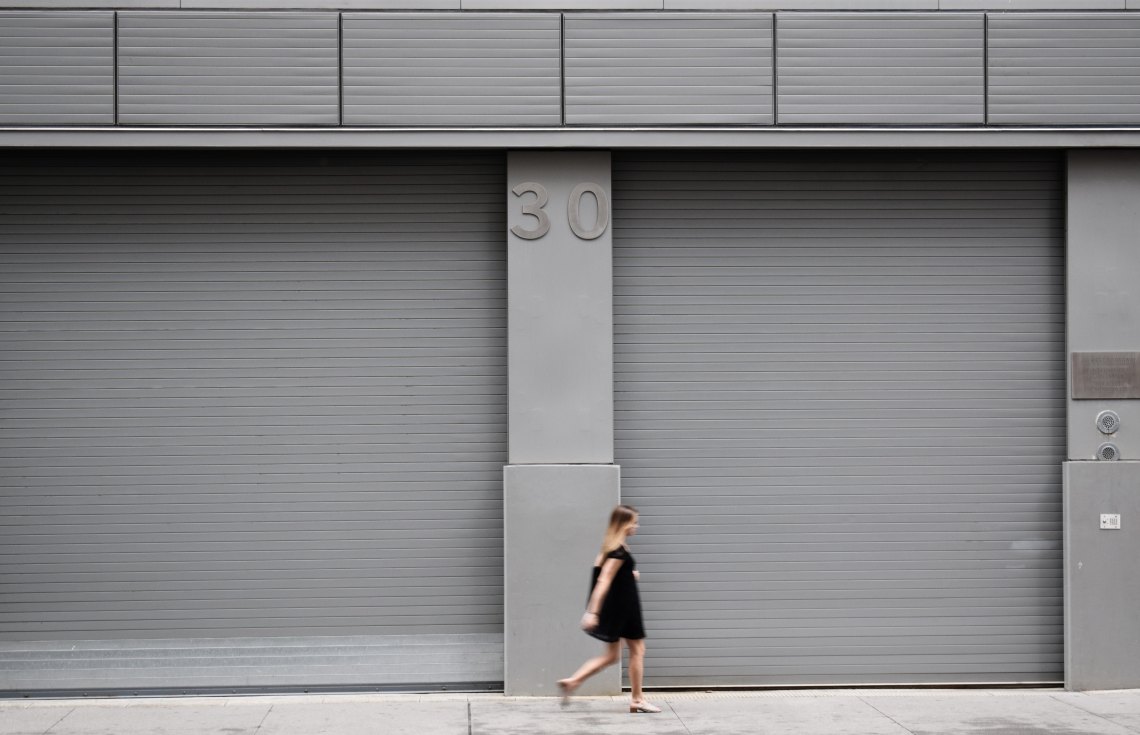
{"left": 342, "top": 13, "right": 560, "bottom": 127}
{"left": 117, "top": 12, "right": 338, "bottom": 126}
{"left": 777, "top": 12, "right": 984, "bottom": 124}
{"left": 564, "top": 13, "right": 774, "bottom": 126}
{"left": 0, "top": 12, "right": 113, "bottom": 125}
{"left": 988, "top": 13, "right": 1140, "bottom": 124}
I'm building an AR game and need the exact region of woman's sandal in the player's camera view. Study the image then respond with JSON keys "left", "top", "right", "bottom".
{"left": 630, "top": 701, "right": 662, "bottom": 714}
{"left": 556, "top": 679, "right": 574, "bottom": 708}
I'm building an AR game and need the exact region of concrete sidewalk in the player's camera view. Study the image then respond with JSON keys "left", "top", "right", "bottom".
{"left": 2, "top": 688, "right": 1139, "bottom": 735}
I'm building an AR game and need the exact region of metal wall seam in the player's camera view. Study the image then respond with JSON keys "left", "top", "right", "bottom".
{"left": 982, "top": 11, "right": 988, "bottom": 126}
{"left": 113, "top": 12, "right": 118, "bottom": 126}
{"left": 338, "top": 12, "right": 343, "bottom": 127}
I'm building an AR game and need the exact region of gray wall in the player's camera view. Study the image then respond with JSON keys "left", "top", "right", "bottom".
{"left": 5, "top": 10, "right": 1140, "bottom": 128}
{"left": 1067, "top": 151, "right": 1140, "bottom": 462}
{"left": 1063, "top": 150, "right": 1140, "bottom": 691}
{"left": 1064, "top": 462, "right": 1140, "bottom": 691}
{"left": 507, "top": 151, "right": 613, "bottom": 465}
{"left": 503, "top": 151, "right": 620, "bottom": 696}
{"left": 503, "top": 465, "right": 620, "bottom": 697}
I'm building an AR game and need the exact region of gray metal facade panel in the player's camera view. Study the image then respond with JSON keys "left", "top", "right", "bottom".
{"left": 0, "top": 12, "right": 114, "bottom": 125}
{"left": 612, "top": 151, "right": 1065, "bottom": 686}
{"left": 117, "top": 12, "right": 339, "bottom": 126}
{"left": 0, "top": 151, "right": 507, "bottom": 689}
{"left": 563, "top": 13, "right": 774, "bottom": 125}
{"left": 342, "top": 13, "right": 560, "bottom": 126}
{"left": 988, "top": 13, "right": 1140, "bottom": 124}
{"left": 777, "top": 12, "right": 985, "bottom": 124}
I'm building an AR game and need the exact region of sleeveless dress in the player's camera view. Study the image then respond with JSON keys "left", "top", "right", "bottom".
{"left": 586, "top": 546, "right": 646, "bottom": 642}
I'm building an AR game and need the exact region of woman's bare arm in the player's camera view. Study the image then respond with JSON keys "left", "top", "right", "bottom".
{"left": 581, "top": 557, "right": 623, "bottom": 629}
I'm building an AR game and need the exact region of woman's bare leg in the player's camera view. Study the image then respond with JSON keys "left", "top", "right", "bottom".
{"left": 626, "top": 638, "right": 646, "bottom": 703}
{"left": 560, "top": 641, "right": 621, "bottom": 694}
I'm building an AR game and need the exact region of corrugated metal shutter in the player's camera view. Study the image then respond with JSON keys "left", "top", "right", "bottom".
{"left": 0, "top": 12, "right": 114, "bottom": 125}
{"left": 0, "top": 151, "right": 506, "bottom": 693}
{"left": 613, "top": 151, "right": 1065, "bottom": 687}
{"left": 342, "top": 13, "right": 561, "bottom": 127}
{"left": 563, "top": 13, "right": 774, "bottom": 126}
{"left": 988, "top": 12, "right": 1140, "bottom": 125}
{"left": 117, "top": 12, "right": 339, "bottom": 126}
{"left": 776, "top": 12, "right": 984, "bottom": 124}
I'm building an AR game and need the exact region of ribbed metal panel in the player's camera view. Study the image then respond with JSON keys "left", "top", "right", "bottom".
{"left": 988, "top": 12, "right": 1140, "bottom": 125}
{"left": 0, "top": 12, "right": 113, "bottom": 125}
{"left": 613, "top": 151, "right": 1065, "bottom": 687}
{"left": 564, "top": 13, "right": 774, "bottom": 126}
{"left": 0, "top": 151, "right": 506, "bottom": 691}
{"left": 342, "top": 13, "right": 560, "bottom": 127}
{"left": 777, "top": 12, "right": 984, "bottom": 124}
{"left": 117, "top": 12, "right": 338, "bottom": 126}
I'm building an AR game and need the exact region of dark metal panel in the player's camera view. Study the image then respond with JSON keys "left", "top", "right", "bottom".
{"left": 777, "top": 12, "right": 985, "bottom": 124}
{"left": 0, "top": 150, "right": 506, "bottom": 690}
{"left": 0, "top": 12, "right": 113, "bottom": 125}
{"left": 117, "top": 12, "right": 338, "bottom": 125}
{"left": 342, "top": 12, "right": 560, "bottom": 126}
{"left": 988, "top": 13, "right": 1140, "bottom": 125}
{"left": 613, "top": 150, "right": 1066, "bottom": 686}
{"left": 563, "top": 12, "right": 774, "bottom": 126}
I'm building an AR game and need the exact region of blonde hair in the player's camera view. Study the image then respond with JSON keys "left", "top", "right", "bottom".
{"left": 600, "top": 504, "right": 638, "bottom": 555}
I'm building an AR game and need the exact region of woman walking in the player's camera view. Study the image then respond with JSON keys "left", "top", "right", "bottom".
{"left": 557, "top": 504, "right": 660, "bottom": 714}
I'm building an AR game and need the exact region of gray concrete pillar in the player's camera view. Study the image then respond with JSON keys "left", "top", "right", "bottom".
{"left": 1064, "top": 151, "right": 1140, "bottom": 691}
{"left": 503, "top": 151, "right": 620, "bottom": 696}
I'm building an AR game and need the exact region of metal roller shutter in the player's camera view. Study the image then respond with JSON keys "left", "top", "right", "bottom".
{"left": 613, "top": 151, "right": 1065, "bottom": 687}
{"left": 0, "top": 151, "right": 507, "bottom": 693}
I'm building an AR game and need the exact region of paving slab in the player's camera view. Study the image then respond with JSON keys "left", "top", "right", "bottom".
{"left": 44, "top": 703, "right": 271, "bottom": 735}
{"left": 0, "top": 707, "right": 75, "bottom": 735}
{"left": 670, "top": 696, "right": 912, "bottom": 735}
{"left": 1052, "top": 693, "right": 1140, "bottom": 734}
{"left": 257, "top": 700, "right": 468, "bottom": 735}
{"left": 865, "top": 693, "right": 1139, "bottom": 735}
{"left": 471, "top": 697, "right": 689, "bottom": 735}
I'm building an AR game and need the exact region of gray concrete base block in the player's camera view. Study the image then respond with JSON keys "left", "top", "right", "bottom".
{"left": 1064, "top": 461, "right": 1140, "bottom": 691}
{"left": 504, "top": 464, "right": 621, "bottom": 697}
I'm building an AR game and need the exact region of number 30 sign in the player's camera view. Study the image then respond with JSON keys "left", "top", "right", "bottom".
{"left": 510, "top": 182, "right": 610, "bottom": 241}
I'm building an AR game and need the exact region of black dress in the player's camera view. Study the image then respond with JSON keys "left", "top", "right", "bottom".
{"left": 586, "top": 546, "right": 646, "bottom": 642}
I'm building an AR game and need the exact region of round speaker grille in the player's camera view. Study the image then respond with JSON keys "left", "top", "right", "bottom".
{"left": 1097, "top": 443, "right": 1120, "bottom": 461}
{"left": 1097, "top": 410, "right": 1121, "bottom": 435}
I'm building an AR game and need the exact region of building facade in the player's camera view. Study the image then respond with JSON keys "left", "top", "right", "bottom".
{"left": 1, "top": 0, "right": 1138, "bottom": 697}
